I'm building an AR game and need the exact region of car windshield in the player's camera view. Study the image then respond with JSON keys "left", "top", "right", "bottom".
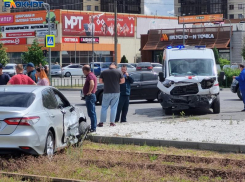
{"left": 51, "top": 65, "right": 61, "bottom": 69}
{"left": 137, "top": 63, "right": 151, "bottom": 67}
{"left": 0, "top": 92, "right": 35, "bottom": 108}
{"left": 169, "top": 59, "right": 214, "bottom": 76}
{"left": 4, "top": 66, "right": 14, "bottom": 70}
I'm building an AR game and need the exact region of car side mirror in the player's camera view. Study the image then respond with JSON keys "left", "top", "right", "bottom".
{"left": 159, "top": 72, "right": 165, "bottom": 82}
{"left": 218, "top": 71, "right": 225, "bottom": 82}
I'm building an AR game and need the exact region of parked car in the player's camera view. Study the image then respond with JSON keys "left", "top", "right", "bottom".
{"left": 136, "top": 62, "right": 153, "bottom": 71}
{"left": 151, "top": 63, "right": 162, "bottom": 74}
{"left": 0, "top": 86, "right": 89, "bottom": 156}
{"left": 62, "top": 64, "right": 84, "bottom": 77}
{"left": 130, "top": 63, "right": 138, "bottom": 68}
{"left": 117, "top": 63, "right": 136, "bottom": 72}
{"left": 81, "top": 71, "right": 160, "bottom": 104}
{"left": 51, "top": 65, "right": 62, "bottom": 77}
{"left": 223, "top": 65, "right": 230, "bottom": 70}
{"left": 231, "top": 79, "right": 242, "bottom": 100}
{"left": 2, "top": 64, "right": 17, "bottom": 77}
{"left": 90, "top": 62, "right": 112, "bottom": 76}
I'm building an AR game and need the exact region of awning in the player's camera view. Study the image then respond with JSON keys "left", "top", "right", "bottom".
{"left": 142, "top": 26, "right": 231, "bottom": 50}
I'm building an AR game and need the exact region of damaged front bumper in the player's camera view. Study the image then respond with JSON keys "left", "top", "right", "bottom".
{"left": 159, "top": 92, "right": 217, "bottom": 111}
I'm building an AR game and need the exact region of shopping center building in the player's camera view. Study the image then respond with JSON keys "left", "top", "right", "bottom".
{"left": 0, "top": 9, "right": 180, "bottom": 66}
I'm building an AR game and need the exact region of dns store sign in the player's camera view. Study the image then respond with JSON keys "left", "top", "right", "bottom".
{"left": 4, "top": 0, "right": 44, "bottom": 8}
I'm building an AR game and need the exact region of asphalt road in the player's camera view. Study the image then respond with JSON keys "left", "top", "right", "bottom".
{"left": 61, "top": 89, "right": 245, "bottom": 122}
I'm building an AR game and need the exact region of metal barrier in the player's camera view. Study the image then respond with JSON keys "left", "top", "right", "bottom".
{"left": 51, "top": 75, "right": 100, "bottom": 88}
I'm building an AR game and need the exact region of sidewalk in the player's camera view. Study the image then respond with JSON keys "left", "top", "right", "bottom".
{"left": 88, "top": 119, "right": 245, "bottom": 153}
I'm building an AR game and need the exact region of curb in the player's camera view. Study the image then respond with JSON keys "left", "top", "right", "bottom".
{"left": 87, "top": 135, "right": 245, "bottom": 154}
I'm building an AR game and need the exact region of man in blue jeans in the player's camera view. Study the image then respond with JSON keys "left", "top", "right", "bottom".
{"left": 97, "top": 63, "right": 125, "bottom": 127}
{"left": 234, "top": 64, "right": 245, "bottom": 111}
{"left": 83, "top": 66, "right": 98, "bottom": 132}
{"left": 115, "top": 65, "right": 134, "bottom": 123}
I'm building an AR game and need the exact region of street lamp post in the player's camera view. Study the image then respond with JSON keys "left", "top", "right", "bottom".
{"left": 42, "top": 3, "right": 51, "bottom": 81}
{"left": 182, "top": 14, "right": 186, "bottom": 45}
{"left": 225, "top": 18, "right": 232, "bottom": 65}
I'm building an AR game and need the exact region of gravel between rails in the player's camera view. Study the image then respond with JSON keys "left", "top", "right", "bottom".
{"left": 94, "top": 119, "right": 245, "bottom": 145}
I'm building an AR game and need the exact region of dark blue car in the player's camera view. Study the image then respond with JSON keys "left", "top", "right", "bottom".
{"left": 90, "top": 62, "right": 112, "bottom": 76}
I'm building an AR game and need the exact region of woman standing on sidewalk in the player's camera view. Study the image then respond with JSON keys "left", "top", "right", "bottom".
{"left": 36, "top": 67, "right": 50, "bottom": 86}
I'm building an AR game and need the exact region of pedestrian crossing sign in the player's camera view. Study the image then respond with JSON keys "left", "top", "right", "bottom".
{"left": 45, "top": 35, "right": 55, "bottom": 48}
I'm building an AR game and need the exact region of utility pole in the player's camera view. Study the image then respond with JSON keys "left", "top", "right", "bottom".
{"left": 182, "top": 14, "right": 185, "bottom": 45}
{"left": 92, "top": 15, "right": 94, "bottom": 72}
{"left": 114, "top": 0, "right": 118, "bottom": 66}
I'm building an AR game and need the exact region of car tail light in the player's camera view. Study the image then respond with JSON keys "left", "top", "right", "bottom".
{"left": 214, "top": 83, "right": 219, "bottom": 86}
{"left": 4, "top": 117, "right": 40, "bottom": 126}
{"left": 147, "top": 66, "right": 153, "bottom": 70}
{"left": 20, "top": 147, "right": 30, "bottom": 150}
{"left": 137, "top": 67, "right": 142, "bottom": 70}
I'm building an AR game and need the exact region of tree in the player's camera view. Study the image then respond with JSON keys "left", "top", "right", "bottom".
{"left": 21, "top": 40, "right": 47, "bottom": 66}
{"left": 242, "top": 42, "right": 245, "bottom": 61}
{"left": 0, "top": 33, "right": 9, "bottom": 66}
{"left": 121, "top": 55, "right": 128, "bottom": 63}
{"left": 213, "top": 47, "right": 220, "bottom": 64}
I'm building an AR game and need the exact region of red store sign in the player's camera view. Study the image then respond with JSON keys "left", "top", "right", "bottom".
{"left": 62, "top": 13, "right": 135, "bottom": 37}
{"left": 6, "top": 32, "right": 35, "bottom": 37}
{"left": 0, "top": 38, "right": 27, "bottom": 45}
{"left": 0, "top": 15, "right": 14, "bottom": 24}
{"left": 62, "top": 37, "right": 79, "bottom": 43}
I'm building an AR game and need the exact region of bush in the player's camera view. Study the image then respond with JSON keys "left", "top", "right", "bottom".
{"left": 213, "top": 47, "right": 220, "bottom": 64}
{"left": 219, "top": 58, "right": 230, "bottom": 69}
{"left": 222, "top": 68, "right": 241, "bottom": 88}
{"left": 121, "top": 55, "right": 128, "bottom": 63}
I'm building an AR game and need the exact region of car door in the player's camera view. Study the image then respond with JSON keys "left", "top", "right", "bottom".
{"left": 129, "top": 73, "right": 142, "bottom": 100}
{"left": 42, "top": 88, "right": 64, "bottom": 148}
{"left": 52, "top": 89, "right": 77, "bottom": 143}
{"left": 140, "top": 73, "right": 159, "bottom": 100}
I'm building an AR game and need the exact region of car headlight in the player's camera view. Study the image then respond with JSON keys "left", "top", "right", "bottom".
{"left": 163, "top": 80, "right": 174, "bottom": 88}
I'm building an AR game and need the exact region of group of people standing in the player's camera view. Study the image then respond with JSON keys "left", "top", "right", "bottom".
{"left": 0, "top": 62, "right": 50, "bottom": 86}
{"left": 82, "top": 63, "right": 134, "bottom": 133}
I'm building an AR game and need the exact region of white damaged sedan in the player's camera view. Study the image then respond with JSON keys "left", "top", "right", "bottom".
{"left": 0, "top": 86, "right": 89, "bottom": 157}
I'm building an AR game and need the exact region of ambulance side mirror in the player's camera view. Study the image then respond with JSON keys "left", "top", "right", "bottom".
{"left": 159, "top": 72, "right": 165, "bottom": 82}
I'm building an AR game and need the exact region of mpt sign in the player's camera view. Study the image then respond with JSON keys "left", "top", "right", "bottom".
{"left": 65, "top": 16, "right": 83, "bottom": 29}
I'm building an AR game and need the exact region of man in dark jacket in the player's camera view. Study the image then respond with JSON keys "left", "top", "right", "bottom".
{"left": 0, "top": 63, "right": 10, "bottom": 85}
{"left": 234, "top": 64, "right": 245, "bottom": 111}
{"left": 27, "top": 63, "right": 37, "bottom": 83}
{"left": 115, "top": 65, "right": 134, "bottom": 122}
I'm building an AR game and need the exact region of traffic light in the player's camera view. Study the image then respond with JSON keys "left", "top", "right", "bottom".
{"left": 43, "top": 50, "right": 48, "bottom": 57}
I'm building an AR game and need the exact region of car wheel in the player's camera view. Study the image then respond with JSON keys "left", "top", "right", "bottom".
{"left": 65, "top": 72, "right": 71, "bottom": 77}
{"left": 212, "top": 95, "right": 220, "bottom": 114}
{"left": 147, "top": 99, "right": 155, "bottom": 102}
{"left": 44, "top": 131, "right": 55, "bottom": 158}
{"left": 75, "top": 121, "right": 90, "bottom": 147}
{"left": 237, "top": 89, "right": 243, "bottom": 100}
{"left": 98, "top": 93, "right": 103, "bottom": 105}
{"left": 164, "top": 108, "right": 172, "bottom": 115}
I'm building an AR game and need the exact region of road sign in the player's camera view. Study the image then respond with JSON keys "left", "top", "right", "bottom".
{"left": 45, "top": 35, "right": 55, "bottom": 48}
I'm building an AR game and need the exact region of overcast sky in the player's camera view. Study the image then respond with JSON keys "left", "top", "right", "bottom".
{"left": 144, "top": 0, "right": 174, "bottom": 16}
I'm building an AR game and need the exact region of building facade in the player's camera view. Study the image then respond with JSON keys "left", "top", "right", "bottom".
{"left": 228, "top": 0, "right": 245, "bottom": 19}
{"left": 174, "top": 0, "right": 228, "bottom": 18}
{"left": 101, "top": 0, "right": 144, "bottom": 14}
{"left": 83, "top": 0, "right": 101, "bottom": 12}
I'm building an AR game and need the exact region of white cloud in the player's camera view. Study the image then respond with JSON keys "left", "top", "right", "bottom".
{"left": 167, "top": 9, "right": 174, "bottom": 15}
{"left": 144, "top": 5, "right": 151, "bottom": 15}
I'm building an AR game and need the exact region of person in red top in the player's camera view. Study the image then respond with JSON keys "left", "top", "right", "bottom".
{"left": 7, "top": 64, "right": 36, "bottom": 85}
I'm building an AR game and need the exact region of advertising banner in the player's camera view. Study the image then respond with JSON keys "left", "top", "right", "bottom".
{"left": 0, "top": 10, "right": 60, "bottom": 26}
{"left": 178, "top": 14, "right": 223, "bottom": 24}
{"left": 1, "top": 23, "right": 56, "bottom": 33}
{"left": 36, "top": 30, "right": 57, "bottom": 37}
{"left": 62, "top": 37, "right": 80, "bottom": 43}
{"left": 136, "top": 18, "right": 185, "bottom": 38}
{"left": 0, "top": 15, "right": 14, "bottom": 24}
{"left": 80, "top": 37, "right": 99, "bottom": 43}
{"left": 0, "top": 38, "right": 27, "bottom": 45}
{"left": 6, "top": 32, "right": 35, "bottom": 37}
{"left": 62, "top": 13, "right": 135, "bottom": 37}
